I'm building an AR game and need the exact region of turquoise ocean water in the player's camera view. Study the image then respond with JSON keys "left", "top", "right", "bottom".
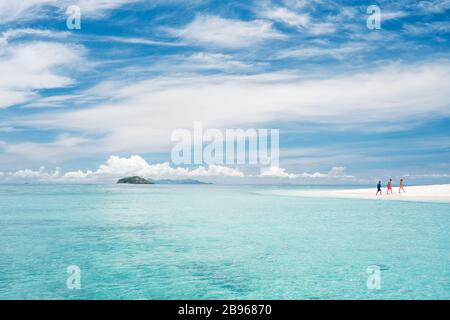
{"left": 0, "top": 184, "right": 448, "bottom": 299}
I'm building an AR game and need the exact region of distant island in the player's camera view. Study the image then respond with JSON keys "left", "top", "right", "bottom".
{"left": 117, "top": 176, "right": 155, "bottom": 184}
{"left": 117, "top": 176, "right": 211, "bottom": 185}
{"left": 155, "top": 179, "right": 211, "bottom": 185}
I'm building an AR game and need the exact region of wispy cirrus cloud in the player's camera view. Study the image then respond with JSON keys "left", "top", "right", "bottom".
{"left": 382, "top": 11, "right": 408, "bottom": 20}
{"left": 0, "top": 28, "right": 69, "bottom": 44}
{"left": 0, "top": 41, "right": 84, "bottom": 109}
{"left": 0, "top": 126, "right": 19, "bottom": 132}
{"left": 277, "top": 43, "right": 367, "bottom": 60}
{"left": 417, "top": 0, "right": 450, "bottom": 14}
{"left": 5, "top": 60, "right": 450, "bottom": 163}
{"left": 165, "top": 14, "right": 286, "bottom": 49}
{"left": 404, "top": 21, "right": 450, "bottom": 35}
{"left": 0, "top": 0, "right": 138, "bottom": 24}
{"left": 1, "top": 27, "right": 178, "bottom": 48}
{"left": 259, "top": 5, "right": 336, "bottom": 34}
{"left": 0, "top": 0, "right": 55, "bottom": 24}
{"left": 261, "top": 7, "right": 310, "bottom": 29}
{"left": 132, "top": 52, "right": 255, "bottom": 74}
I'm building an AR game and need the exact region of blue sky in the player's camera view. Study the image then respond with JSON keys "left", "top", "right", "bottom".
{"left": 0, "top": 0, "right": 449, "bottom": 183}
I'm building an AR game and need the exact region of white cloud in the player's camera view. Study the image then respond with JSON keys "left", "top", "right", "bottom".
{"left": 10, "top": 166, "right": 61, "bottom": 180}
{"left": 89, "top": 155, "right": 244, "bottom": 178}
{"left": 260, "top": 166, "right": 353, "bottom": 179}
{"left": 260, "top": 166, "right": 299, "bottom": 179}
{"left": 8, "top": 61, "right": 450, "bottom": 162}
{"left": 166, "top": 15, "right": 286, "bottom": 48}
{"left": 382, "top": 11, "right": 408, "bottom": 20}
{"left": 182, "top": 52, "right": 252, "bottom": 70}
{"left": 404, "top": 21, "right": 450, "bottom": 35}
{"left": 327, "top": 166, "right": 350, "bottom": 177}
{"left": 140, "top": 52, "right": 253, "bottom": 73}
{"left": 88, "top": 35, "right": 177, "bottom": 46}
{"left": 0, "top": 155, "right": 245, "bottom": 182}
{"left": 259, "top": 6, "right": 335, "bottom": 34}
{"left": 0, "top": 41, "right": 84, "bottom": 109}
{"left": 188, "top": 165, "right": 244, "bottom": 178}
{"left": 278, "top": 43, "right": 367, "bottom": 59}
{"left": 75, "top": 0, "right": 137, "bottom": 17}
{"left": 262, "top": 7, "right": 310, "bottom": 29}
{"left": 93, "top": 155, "right": 186, "bottom": 177}
{"left": 0, "top": 0, "right": 54, "bottom": 24}
{"left": 418, "top": 0, "right": 450, "bottom": 13}
{"left": 0, "top": 126, "right": 19, "bottom": 132}
{"left": 0, "top": 28, "right": 69, "bottom": 43}
{"left": 306, "top": 22, "right": 336, "bottom": 35}
{"left": 0, "top": 159, "right": 355, "bottom": 183}
{"left": 1, "top": 28, "right": 177, "bottom": 48}
{"left": 283, "top": 0, "right": 314, "bottom": 9}
{"left": 2, "top": 134, "right": 91, "bottom": 162}
{"left": 0, "top": 0, "right": 137, "bottom": 24}
{"left": 62, "top": 170, "right": 93, "bottom": 179}
{"left": 23, "top": 94, "right": 82, "bottom": 108}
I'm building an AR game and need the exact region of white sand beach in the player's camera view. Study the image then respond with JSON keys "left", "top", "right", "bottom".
{"left": 275, "top": 184, "right": 450, "bottom": 203}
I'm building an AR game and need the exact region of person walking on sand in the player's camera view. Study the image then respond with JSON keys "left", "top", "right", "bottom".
{"left": 399, "top": 178, "right": 405, "bottom": 193}
{"left": 387, "top": 178, "right": 393, "bottom": 195}
{"left": 376, "top": 181, "right": 382, "bottom": 196}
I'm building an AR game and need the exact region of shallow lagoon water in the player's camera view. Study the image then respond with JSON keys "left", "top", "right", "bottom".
{"left": 0, "top": 184, "right": 449, "bottom": 299}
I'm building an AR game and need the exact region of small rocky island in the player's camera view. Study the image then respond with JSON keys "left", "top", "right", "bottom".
{"left": 117, "top": 176, "right": 155, "bottom": 184}
{"left": 117, "top": 176, "right": 211, "bottom": 185}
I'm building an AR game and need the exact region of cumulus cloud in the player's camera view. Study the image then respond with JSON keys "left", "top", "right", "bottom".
{"left": 327, "top": 166, "right": 349, "bottom": 177}
{"left": 85, "top": 155, "right": 245, "bottom": 179}
{"left": 0, "top": 155, "right": 245, "bottom": 182}
{"left": 260, "top": 166, "right": 300, "bottom": 179}
{"left": 166, "top": 15, "right": 286, "bottom": 48}
{"left": 62, "top": 170, "right": 93, "bottom": 179}
{"left": 0, "top": 161, "right": 354, "bottom": 183}
{"left": 9, "top": 167, "right": 61, "bottom": 180}
{"left": 188, "top": 165, "right": 245, "bottom": 178}
{"left": 260, "top": 166, "right": 353, "bottom": 179}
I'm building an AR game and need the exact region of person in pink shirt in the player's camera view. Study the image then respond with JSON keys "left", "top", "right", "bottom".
{"left": 387, "top": 178, "right": 393, "bottom": 195}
